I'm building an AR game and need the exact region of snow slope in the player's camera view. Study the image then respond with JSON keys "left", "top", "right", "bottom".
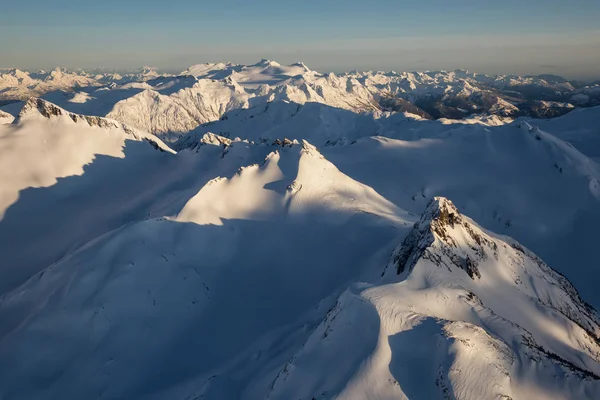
{"left": 1, "top": 98, "right": 171, "bottom": 214}
{"left": 534, "top": 106, "right": 600, "bottom": 162}
{"left": 98, "top": 66, "right": 380, "bottom": 140}
{"left": 269, "top": 198, "right": 600, "bottom": 399}
{"left": 0, "top": 82, "right": 599, "bottom": 399}
{"left": 320, "top": 118, "right": 600, "bottom": 304}
{"left": 1, "top": 190, "right": 598, "bottom": 398}
{"left": 104, "top": 78, "right": 253, "bottom": 141}
{"left": 0, "top": 98, "right": 175, "bottom": 292}
{"left": 0, "top": 137, "right": 414, "bottom": 399}
{"left": 184, "top": 59, "right": 313, "bottom": 87}
{"left": 176, "top": 101, "right": 380, "bottom": 148}
{"left": 175, "top": 96, "right": 600, "bottom": 286}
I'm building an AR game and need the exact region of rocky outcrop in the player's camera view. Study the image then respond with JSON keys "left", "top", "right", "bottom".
{"left": 384, "top": 197, "right": 493, "bottom": 279}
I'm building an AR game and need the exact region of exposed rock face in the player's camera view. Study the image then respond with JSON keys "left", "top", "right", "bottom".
{"left": 384, "top": 197, "right": 600, "bottom": 339}
{"left": 269, "top": 197, "right": 600, "bottom": 400}
{"left": 18, "top": 97, "right": 65, "bottom": 119}
{"left": 385, "top": 197, "right": 491, "bottom": 279}
{"left": 0, "top": 110, "right": 13, "bottom": 124}
{"left": 272, "top": 138, "right": 295, "bottom": 147}
{"left": 200, "top": 132, "right": 233, "bottom": 147}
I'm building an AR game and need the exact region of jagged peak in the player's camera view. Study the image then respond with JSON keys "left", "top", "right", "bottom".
{"left": 0, "top": 109, "right": 14, "bottom": 124}
{"left": 14, "top": 98, "right": 174, "bottom": 153}
{"left": 17, "top": 97, "right": 114, "bottom": 128}
{"left": 383, "top": 197, "right": 493, "bottom": 279}
{"left": 171, "top": 131, "right": 235, "bottom": 153}
{"left": 200, "top": 132, "right": 233, "bottom": 147}
{"left": 385, "top": 195, "right": 597, "bottom": 323}
{"left": 417, "top": 197, "right": 460, "bottom": 230}
{"left": 290, "top": 61, "right": 310, "bottom": 71}
{"left": 16, "top": 97, "right": 67, "bottom": 120}
{"left": 254, "top": 58, "right": 280, "bottom": 68}
{"left": 0, "top": 68, "right": 29, "bottom": 77}
{"left": 222, "top": 75, "right": 244, "bottom": 92}
{"left": 382, "top": 197, "right": 600, "bottom": 348}
{"left": 299, "top": 139, "right": 323, "bottom": 157}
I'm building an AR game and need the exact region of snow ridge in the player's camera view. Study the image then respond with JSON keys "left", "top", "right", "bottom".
{"left": 1, "top": 62, "right": 600, "bottom": 400}
{"left": 386, "top": 197, "right": 600, "bottom": 336}
{"left": 270, "top": 197, "right": 600, "bottom": 399}
{"left": 15, "top": 97, "right": 173, "bottom": 153}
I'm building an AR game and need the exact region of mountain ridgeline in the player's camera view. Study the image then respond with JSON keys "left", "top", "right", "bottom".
{"left": 0, "top": 61, "right": 600, "bottom": 399}
{"left": 2, "top": 61, "right": 599, "bottom": 142}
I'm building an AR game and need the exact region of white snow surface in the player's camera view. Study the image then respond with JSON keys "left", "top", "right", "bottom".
{"left": 0, "top": 67, "right": 599, "bottom": 399}
{"left": 534, "top": 106, "right": 600, "bottom": 162}
{"left": 2, "top": 61, "right": 588, "bottom": 142}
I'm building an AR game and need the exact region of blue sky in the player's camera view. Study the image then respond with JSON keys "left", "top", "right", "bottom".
{"left": 1, "top": 0, "right": 599, "bottom": 78}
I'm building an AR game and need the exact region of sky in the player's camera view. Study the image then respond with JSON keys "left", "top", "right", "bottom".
{"left": 1, "top": 0, "right": 599, "bottom": 79}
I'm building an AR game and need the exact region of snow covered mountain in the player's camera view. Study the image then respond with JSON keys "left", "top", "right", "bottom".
{"left": 0, "top": 67, "right": 101, "bottom": 100}
{"left": 171, "top": 105, "right": 600, "bottom": 305}
{"left": 1, "top": 61, "right": 598, "bottom": 142}
{"left": 0, "top": 66, "right": 169, "bottom": 101}
{"left": 535, "top": 106, "right": 600, "bottom": 162}
{"left": 1, "top": 172, "right": 598, "bottom": 398}
{"left": 0, "top": 98, "right": 173, "bottom": 293}
{"left": 269, "top": 198, "right": 600, "bottom": 399}
{"left": 0, "top": 60, "right": 599, "bottom": 399}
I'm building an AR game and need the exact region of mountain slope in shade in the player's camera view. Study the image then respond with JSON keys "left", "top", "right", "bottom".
{"left": 177, "top": 100, "right": 381, "bottom": 148}
{"left": 0, "top": 93, "right": 599, "bottom": 399}
{"left": 2, "top": 194, "right": 596, "bottom": 399}
{"left": 0, "top": 98, "right": 177, "bottom": 295}
{"left": 97, "top": 69, "right": 380, "bottom": 140}
{"left": 268, "top": 198, "right": 600, "bottom": 400}
{"left": 174, "top": 104, "right": 600, "bottom": 307}
{"left": 1, "top": 97, "right": 171, "bottom": 213}
{"left": 104, "top": 78, "right": 253, "bottom": 141}
{"left": 534, "top": 106, "right": 600, "bottom": 162}
{"left": 319, "top": 115, "right": 600, "bottom": 305}
{"left": 0, "top": 140, "right": 414, "bottom": 400}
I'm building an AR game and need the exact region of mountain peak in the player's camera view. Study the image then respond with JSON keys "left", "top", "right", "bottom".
{"left": 271, "top": 195, "right": 600, "bottom": 399}
{"left": 385, "top": 197, "right": 490, "bottom": 279}
{"left": 290, "top": 61, "right": 310, "bottom": 71}
{"left": 254, "top": 58, "right": 280, "bottom": 67}
{"left": 14, "top": 97, "right": 173, "bottom": 152}
{"left": 17, "top": 97, "right": 66, "bottom": 121}
{"left": 420, "top": 196, "right": 459, "bottom": 226}
{"left": 406, "top": 196, "right": 464, "bottom": 245}
{"left": 0, "top": 109, "right": 14, "bottom": 124}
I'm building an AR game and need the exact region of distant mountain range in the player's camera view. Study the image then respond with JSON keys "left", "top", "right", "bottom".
{"left": 1, "top": 61, "right": 599, "bottom": 142}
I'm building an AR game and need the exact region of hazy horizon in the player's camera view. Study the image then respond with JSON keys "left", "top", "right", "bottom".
{"left": 1, "top": 0, "right": 600, "bottom": 80}
{"left": 2, "top": 53, "right": 600, "bottom": 82}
